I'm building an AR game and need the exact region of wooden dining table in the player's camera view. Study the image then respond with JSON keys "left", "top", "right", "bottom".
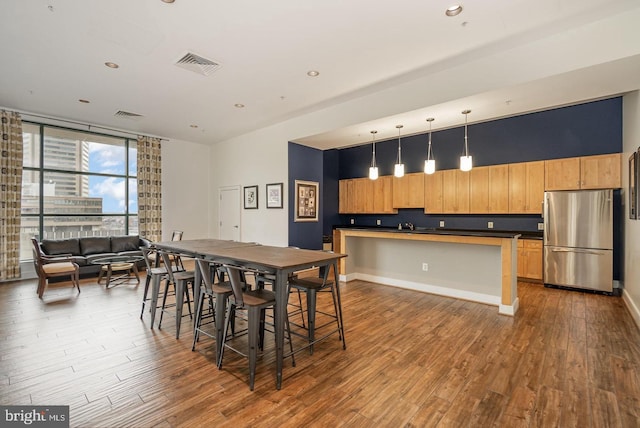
{"left": 152, "top": 239, "right": 347, "bottom": 389}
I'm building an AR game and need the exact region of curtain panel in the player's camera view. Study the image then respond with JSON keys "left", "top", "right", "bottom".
{"left": 0, "top": 110, "right": 23, "bottom": 280}
{"left": 137, "top": 136, "right": 162, "bottom": 242}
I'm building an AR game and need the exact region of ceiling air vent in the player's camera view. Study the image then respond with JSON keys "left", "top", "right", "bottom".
{"left": 175, "top": 52, "right": 221, "bottom": 76}
{"left": 114, "top": 110, "right": 144, "bottom": 120}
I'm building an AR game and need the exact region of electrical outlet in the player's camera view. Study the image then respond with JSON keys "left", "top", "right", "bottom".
{"left": 538, "top": 222, "right": 544, "bottom": 230}
{"left": 439, "top": 221, "right": 445, "bottom": 228}
{"left": 376, "top": 219, "right": 381, "bottom": 226}
{"left": 488, "top": 221, "right": 494, "bottom": 229}
{"left": 422, "top": 263, "right": 429, "bottom": 271}
{"left": 350, "top": 218, "right": 355, "bottom": 225}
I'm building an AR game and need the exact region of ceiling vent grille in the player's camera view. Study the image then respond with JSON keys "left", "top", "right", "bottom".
{"left": 175, "top": 52, "right": 221, "bottom": 76}
{"left": 114, "top": 110, "right": 144, "bottom": 120}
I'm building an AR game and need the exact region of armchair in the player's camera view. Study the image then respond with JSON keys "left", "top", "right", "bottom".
{"left": 31, "top": 237, "right": 81, "bottom": 298}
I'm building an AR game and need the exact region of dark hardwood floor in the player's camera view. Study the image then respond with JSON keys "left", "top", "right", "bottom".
{"left": 1, "top": 269, "right": 639, "bottom": 427}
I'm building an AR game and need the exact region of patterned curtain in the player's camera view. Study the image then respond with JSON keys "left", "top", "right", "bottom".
{"left": 137, "top": 135, "right": 162, "bottom": 242}
{"left": 0, "top": 111, "right": 23, "bottom": 280}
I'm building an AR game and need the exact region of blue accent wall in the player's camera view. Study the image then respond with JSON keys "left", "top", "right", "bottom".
{"left": 288, "top": 142, "right": 324, "bottom": 249}
{"left": 323, "top": 149, "right": 340, "bottom": 237}
{"left": 339, "top": 97, "right": 622, "bottom": 178}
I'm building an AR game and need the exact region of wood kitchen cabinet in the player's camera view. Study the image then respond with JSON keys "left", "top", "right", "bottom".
{"left": 339, "top": 176, "right": 396, "bottom": 214}
{"left": 469, "top": 165, "right": 509, "bottom": 213}
{"left": 372, "top": 176, "right": 395, "bottom": 213}
{"left": 393, "top": 172, "right": 425, "bottom": 208}
{"left": 545, "top": 157, "right": 581, "bottom": 190}
{"left": 545, "top": 153, "right": 621, "bottom": 190}
{"left": 442, "top": 169, "right": 470, "bottom": 213}
{"left": 580, "top": 153, "right": 621, "bottom": 189}
{"left": 509, "top": 161, "right": 544, "bottom": 214}
{"left": 339, "top": 179, "right": 355, "bottom": 213}
{"left": 517, "top": 238, "right": 543, "bottom": 281}
{"left": 424, "top": 170, "right": 444, "bottom": 213}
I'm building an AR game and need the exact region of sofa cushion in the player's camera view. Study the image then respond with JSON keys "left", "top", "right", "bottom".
{"left": 80, "top": 237, "right": 112, "bottom": 256}
{"left": 41, "top": 239, "right": 81, "bottom": 256}
{"left": 111, "top": 236, "right": 141, "bottom": 253}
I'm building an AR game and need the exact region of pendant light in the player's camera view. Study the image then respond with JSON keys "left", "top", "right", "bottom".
{"left": 460, "top": 109, "right": 473, "bottom": 172}
{"left": 394, "top": 125, "right": 405, "bottom": 178}
{"left": 424, "top": 118, "right": 436, "bottom": 174}
{"left": 368, "top": 130, "right": 379, "bottom": 180}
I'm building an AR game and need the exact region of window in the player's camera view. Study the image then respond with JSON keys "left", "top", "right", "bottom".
{"left": 20, "top": 123, "right": 138, "bottom": 261}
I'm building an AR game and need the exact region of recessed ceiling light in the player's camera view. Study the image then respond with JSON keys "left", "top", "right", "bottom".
{"left": 190, "top": 124, "right": 198, "bottom": 128}
{"left": 104, "top": 62, "right": 119, "bottom": 69}
{"left": 234, "top": 103, "right": 245, "bottom": 108}
{"left": 78, "top": 99, "right": 90, "bottom": 104}
{"left": 161, "top": 0, "right": 175, "bottom": 3}
{"left": 445, "top": 5, "right": 463, "bottom": 16}
{"left": 307, "top": 70, "right": 320, "bottom": 77}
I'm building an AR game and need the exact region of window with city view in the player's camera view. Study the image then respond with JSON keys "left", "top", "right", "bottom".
{"left": 20, "top": 123, "right": 138, "bottom": 261}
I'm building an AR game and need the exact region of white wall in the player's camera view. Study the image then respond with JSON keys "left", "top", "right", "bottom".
{"left": 623, "top": 91, "right": 640, "bottom": 328}
{"left": 161, "top": 139, "right": 211, "bottom": 241}
{"left": 209, "top": 126, "right": 289, "bottom": 247}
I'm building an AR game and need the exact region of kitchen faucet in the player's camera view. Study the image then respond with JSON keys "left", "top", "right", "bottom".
{"left": 404, "top": 222, "right": 414, "bottom": 231}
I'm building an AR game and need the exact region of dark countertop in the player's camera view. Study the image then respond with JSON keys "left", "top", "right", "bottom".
{"left": 334, "top": 226, "right": 541, "bottom": 240}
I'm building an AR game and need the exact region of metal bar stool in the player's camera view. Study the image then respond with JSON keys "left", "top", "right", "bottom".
{"left": 218, "top": 264, "right": 295, "bottom": 391}
{"left": 158, "top": 250, "right": 194, "bottom": 338}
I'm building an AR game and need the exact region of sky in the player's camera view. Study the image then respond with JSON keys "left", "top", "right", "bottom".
{"left": 87, "top": 143, "right": 137, "bottom": 214}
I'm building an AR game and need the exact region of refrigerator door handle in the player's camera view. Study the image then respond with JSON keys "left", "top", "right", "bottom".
{"left": 550, "top": 248, "right": 608, "bottom": 256}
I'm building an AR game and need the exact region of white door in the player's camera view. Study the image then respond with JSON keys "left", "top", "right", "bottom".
{"left": 219, "top": 186, "right": 241, "bottom": 241}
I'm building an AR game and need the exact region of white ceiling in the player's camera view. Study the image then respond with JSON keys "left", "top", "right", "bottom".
{"left": 1, "top": 0, "right": 640, "bottom": 150}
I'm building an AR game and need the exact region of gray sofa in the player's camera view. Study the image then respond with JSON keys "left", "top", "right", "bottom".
{"left": 36, "top": 235, "right": 151, "bottom": 278}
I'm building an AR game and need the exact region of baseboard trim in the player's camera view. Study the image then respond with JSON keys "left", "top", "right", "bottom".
{"left": 342, "top": 272, "right": 506, "bottom": 310}
{"left": 622, "top": 289, "right": 640, "bottom": 331}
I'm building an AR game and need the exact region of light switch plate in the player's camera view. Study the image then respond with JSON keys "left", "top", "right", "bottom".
{"left": 488, "top": 221, "right": 494, "bottom": 229}
{"left": 350, "top": 218, "right": 355, "bottom": 225}
{"left": 376, "top": 219, "right": 381, "bottom": 226}
{"left": 439, "top": 221, "right": 445, "bottom": 228}
{"left": 538, "top": 222, "right": 544, "bottom": 230}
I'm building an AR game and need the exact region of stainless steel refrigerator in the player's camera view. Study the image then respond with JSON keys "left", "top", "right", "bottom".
{"left": 543, "top": 189, "right": 613, "bottom": 292}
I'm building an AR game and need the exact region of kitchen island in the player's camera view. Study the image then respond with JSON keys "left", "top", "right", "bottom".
{"left": 334, "top": 228, "right": 520, "bottom": 315}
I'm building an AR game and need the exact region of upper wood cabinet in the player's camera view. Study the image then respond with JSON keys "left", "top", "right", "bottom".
{"left": 469, "top": 165, "right": 509, "bottom": 214}
{"left": 372, "top": 176, "right": 395, "bottom": 213}
{"left": 545, "top": 154, "right": 621, "bottom": 190}
{"left": 580, "top": 153, "right": 621, "bottom": 189}
{"left": 442, "top": 169, "right": 470, "bottom": 213}
{"left": 392, "top": 172, "right": 425, "bottom": 208}
{"left": 424, "top": 170, "right": 444, "bottom": 214}
{"left": 339, "top": 176, "right": 396, "bottom": 214}
{"left": 338, "top": 179, "right": 355, "bottom": 213}
{"left": 509, "top": 161, "right": 544, "bottom": 214}
{"left": 545, "top": 157, "right": 581, "bottom": 190}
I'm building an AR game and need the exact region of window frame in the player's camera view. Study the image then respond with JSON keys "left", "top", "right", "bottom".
{"left": 20, "top": 122, "right": 138, "bottom": 261}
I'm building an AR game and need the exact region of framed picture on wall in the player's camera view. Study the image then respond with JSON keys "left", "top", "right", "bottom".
{"left": 266, "top": 183, "right": 283, "bottom": 209}
{"left": 629, "top": 152, "right": 637, "bottom": 219}
{"left": 243, "top": 185, "right": 258, "bottom": 209}
{"left": 294, "top": 180, "right": 319, "bottom": 222}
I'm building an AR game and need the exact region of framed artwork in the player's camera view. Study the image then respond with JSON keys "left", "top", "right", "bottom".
{"left": 294, "top": 180, "right": 319, "bottom": 222}
{"left": 243, "top": 185, "right": 258, "bottom": 209}
{"left": 266, "top": 182, "right": 283, "bottom": 209}
{"left": 630, "top": 153, "right": 637, "bottom": 219}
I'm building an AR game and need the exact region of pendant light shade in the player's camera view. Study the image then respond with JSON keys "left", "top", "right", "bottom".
{"left": 368, "top": 130, "right": 379, "bottom": 180}
{"left": 394, "top": 125, "right": 405, "bottom": 178}
{"left": 424, "top": 117, "right": 436, "bottom": 175}
{"left": 460, "top": 109, "right": 473, "bottom": 172}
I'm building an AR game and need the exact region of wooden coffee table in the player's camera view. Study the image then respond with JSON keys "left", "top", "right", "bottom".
{"left": 92, "top": 255, "right": 143, "bottom": 288}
